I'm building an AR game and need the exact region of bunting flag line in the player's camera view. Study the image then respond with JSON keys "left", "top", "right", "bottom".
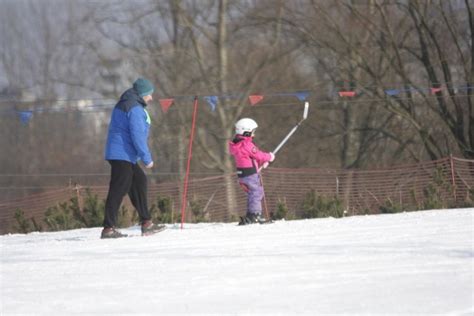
{"left": 384, "top": 87, "right": 446, "bottom": 97}
{"left": 159, "top": 98, "right": 174, "bottom": 113}
{"left": 248, "top": 95, "right": 264, "bottom": 106}
{"left": 2, "top": 84, "right": 473, "bottom": 122}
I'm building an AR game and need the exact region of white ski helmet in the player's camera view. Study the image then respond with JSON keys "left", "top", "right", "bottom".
{"left": 235, "top": 118, "right": 258, "bottom": 135}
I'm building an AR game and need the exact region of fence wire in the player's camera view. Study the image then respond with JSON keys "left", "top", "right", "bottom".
{"left": 0, "top": 156, "right": 472, "bottom": 234}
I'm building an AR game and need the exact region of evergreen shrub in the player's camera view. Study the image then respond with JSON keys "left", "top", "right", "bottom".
{"left": 301, "top": 190, "right": 344, "bottom": 219}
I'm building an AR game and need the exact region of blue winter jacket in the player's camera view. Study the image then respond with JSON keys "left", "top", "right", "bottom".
{"left": 105, "top": 88, "right": 152, "bottom": 165}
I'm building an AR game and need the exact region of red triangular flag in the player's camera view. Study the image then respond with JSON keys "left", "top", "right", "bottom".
{"left": 338, "top": 91, "right": 356, "bottom": 97}
{"left": 248, "top": 95, "right": 264, "bottom": 106}
{"left": 159, "top": 98, "right": 174, "bottom": 113}
{"left": 431, "top": 87, "right": 442, "bottom": 94}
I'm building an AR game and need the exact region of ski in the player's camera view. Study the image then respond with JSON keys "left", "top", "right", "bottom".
{"left": 238, "top": 216, "right": 274, "bottom": 226}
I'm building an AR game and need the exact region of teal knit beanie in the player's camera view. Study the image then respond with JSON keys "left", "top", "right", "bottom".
{"left": 133, "top": 78, "right": 154, "bottom": 97}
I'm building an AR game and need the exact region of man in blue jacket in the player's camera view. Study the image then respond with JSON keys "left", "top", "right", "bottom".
{"left": 101, "top": 78, "right": 165, "bottom": 238}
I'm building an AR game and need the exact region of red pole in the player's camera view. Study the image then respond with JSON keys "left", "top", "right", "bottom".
{"left": 259, "top": 172, "right": 270, "bottom": 220}
{"left": 180, "top": 96, "right": 199, "bottom": 229}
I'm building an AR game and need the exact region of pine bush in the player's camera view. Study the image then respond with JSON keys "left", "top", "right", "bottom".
{"left": 301, "top": 190, "right": 344, "bottom": 219}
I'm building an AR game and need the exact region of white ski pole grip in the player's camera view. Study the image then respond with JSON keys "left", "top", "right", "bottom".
{"left": 303, "top": 101, "right": 309, "bottom": 119}
{"left": 272, "top": 101, "right": 309, "bottom": 156}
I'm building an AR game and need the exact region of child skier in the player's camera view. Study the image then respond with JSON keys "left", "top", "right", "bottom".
{"left": 228, "top": 118, "right": 275, "bottom": 225}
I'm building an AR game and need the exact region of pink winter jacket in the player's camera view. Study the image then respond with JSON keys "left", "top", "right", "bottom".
{"left": 228, "top": 135, "right": 272, "bottom": 172}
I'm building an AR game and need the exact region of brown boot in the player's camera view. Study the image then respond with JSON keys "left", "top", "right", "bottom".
{"left": 101, "top": 227, "right": 128, "bottom": 239}
{"left": 141, "top": 220, "right": 166, "bottom": 236}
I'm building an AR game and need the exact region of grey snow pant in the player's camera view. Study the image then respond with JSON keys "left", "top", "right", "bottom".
{"left": 239, "top": 173, "right": 264, "bottom": 214}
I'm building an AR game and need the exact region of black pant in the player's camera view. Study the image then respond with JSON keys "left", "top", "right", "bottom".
{"left": 103, "top": 160, "right": 151, "bottom": 228}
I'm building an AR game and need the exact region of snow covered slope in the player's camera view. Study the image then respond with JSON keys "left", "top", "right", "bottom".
{"left": 1, "top": 209, "right": 473, "bottom": 315}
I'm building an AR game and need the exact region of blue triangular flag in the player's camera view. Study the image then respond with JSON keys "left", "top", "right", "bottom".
{"left": 17, "top": 110, "right": 33, "bottom": 125}
{"left": 294, "top": 91, "right": 310, "bottom": 101}
{"left": 204, "top": 96, "right": 218, "bottom": 111}
{"left": 385, "top": 89, "right": 400, "bottom": 96}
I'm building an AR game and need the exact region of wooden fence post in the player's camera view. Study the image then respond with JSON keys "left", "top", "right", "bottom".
{"left": 75, "top": 184, "right": 84, "bottom": 215}
{"left": 449, "top": 155, "right": 457, "bottom": 204}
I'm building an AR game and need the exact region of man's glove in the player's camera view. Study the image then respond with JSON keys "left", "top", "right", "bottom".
{"left": 145, "top": 161, "right": 154, "bottom": 169}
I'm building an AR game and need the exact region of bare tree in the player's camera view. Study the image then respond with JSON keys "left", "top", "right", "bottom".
{"left": 280, "top": 0, "right": 473, "bottom": 166}
{"left": 87, "top": 0, "right": 304, "bottom": 216}
{"left": 2, "top": 0, "right": 471, "bottom": 206}
{"left": 0, "top": 0, "right": 115, "bottom": 199}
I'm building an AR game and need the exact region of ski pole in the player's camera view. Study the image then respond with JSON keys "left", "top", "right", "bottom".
{"left": 259, "top": 172, "right": 270, "bottom": 220}
{"left": 272, "top": 101, "right": 309, "bottom": 155}
{"left": 258, "top": 102, "right": 308, "bottom": 219}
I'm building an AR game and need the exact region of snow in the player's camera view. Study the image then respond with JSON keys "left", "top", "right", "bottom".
{"left": 1, "top": 208, "right": 473, "bottom": 315}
